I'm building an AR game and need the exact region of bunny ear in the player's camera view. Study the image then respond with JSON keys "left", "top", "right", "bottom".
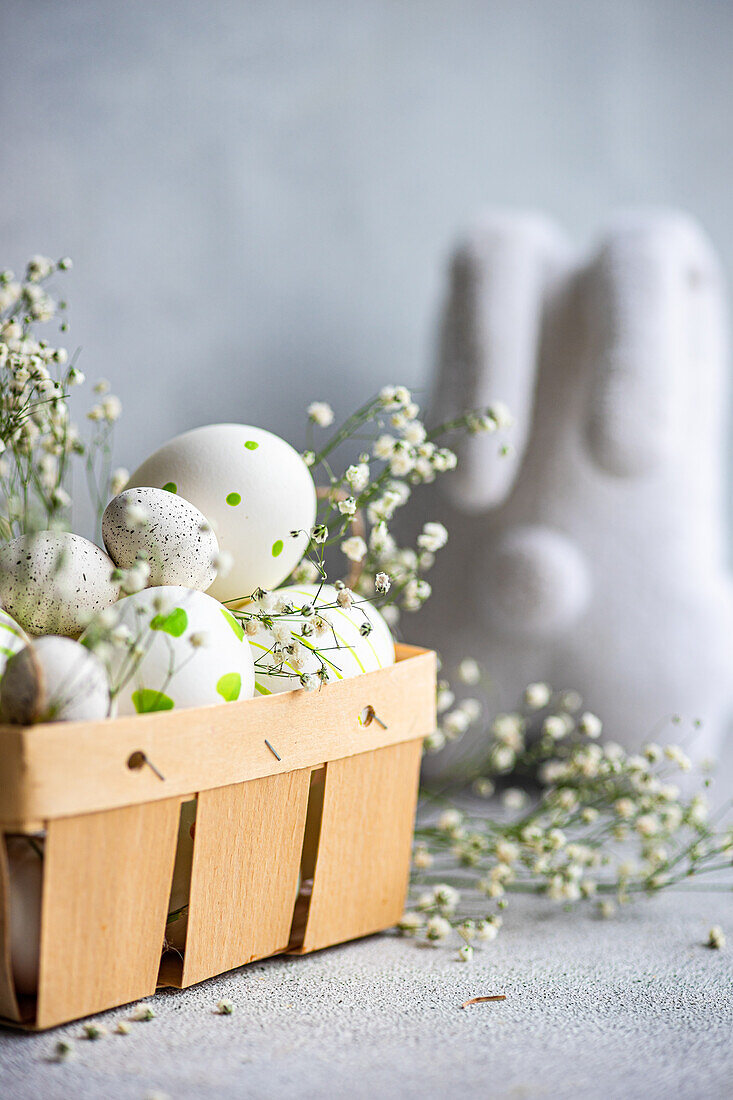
{"left": 583, "top": 210, "right": 724, "bottom": 477}
{"left": 432, "top": 211, "right": 571, "bottom": 512}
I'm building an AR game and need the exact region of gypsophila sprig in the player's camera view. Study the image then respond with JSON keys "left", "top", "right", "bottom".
{"left": 0, "top": 256, "right": 123, "bottom": 538}
{"left": 405, "top": 684, "right": 733, "bottom": 956}
{"left": 208, "top": 387, "right": 512, "bottom": 699}
{"left": 297, "top": 386, "right": 512, "bottom": 627}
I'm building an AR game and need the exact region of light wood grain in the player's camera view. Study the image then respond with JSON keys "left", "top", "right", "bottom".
{"left": 180, "top": 770, "right": 311, "bottom": 986}
{"left": 0, "top": 646, "right": 436, "bottom": 827}
{"left": 292, "top": 739, "right": 423, "bottom": 954}
{"left": 36, "top": 799, "right": 180, "bottom": 1028}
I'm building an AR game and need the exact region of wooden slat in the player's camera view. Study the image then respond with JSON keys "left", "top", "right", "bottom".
{"left": 0, "top": 646, "right": 436, "bottom": 827}
{"left": 36, "top": 799, "right": 180, "bottom": 1028}
{"left": 294, "top": 739, "right": 423, "bottom": 954}
{"left": 180, "top": 769, "right": 311, "bottom": 986}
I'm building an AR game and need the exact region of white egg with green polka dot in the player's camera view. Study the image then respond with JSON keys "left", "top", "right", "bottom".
{"left": 96, "top": 585, "right": 255, "bottom": 716}
{"left": 0, "top": 608, "right": 28, "bottom": 682}
{"left": 127, "top": 423, "right": 317, "bottom": 604}
{"left": 248, "top": 583, "right": 395, "bottom": 696}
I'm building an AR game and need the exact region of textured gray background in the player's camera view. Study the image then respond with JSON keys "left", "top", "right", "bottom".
{"left": 2, "top": 0, "right": 733, "bottom": 506}
{"left": 0, "top": 888, "right": 731, "bottom": 1099}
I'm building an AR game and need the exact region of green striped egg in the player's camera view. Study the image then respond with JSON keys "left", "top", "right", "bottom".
{"left": 0, "top": 609, "right": 28, "bottom": 681}
{"left": 248, "top": 583, "right": 395, "bottom": 696}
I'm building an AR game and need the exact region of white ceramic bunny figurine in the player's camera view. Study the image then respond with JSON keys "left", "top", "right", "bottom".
{"left": 418, "top": 209, "right": 732, "bottom": 778}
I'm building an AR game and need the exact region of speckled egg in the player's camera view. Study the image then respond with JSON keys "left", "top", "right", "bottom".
{"left": 0, "top": 608, "right": 28, "bottom": 681}
{"left": 0, "top": 532, "right": 120, "bottom": 637}
{"left": 248, "top": 583, "right": 395, "bottom": 696}
{"left": 97, "top": 585, "right": 255, "bottom": 715}
{"left": 127, "top": 424, "right": 317, "bottom": 604}
{"left": 102, "top": 486, "right": 219, "bottom": 591}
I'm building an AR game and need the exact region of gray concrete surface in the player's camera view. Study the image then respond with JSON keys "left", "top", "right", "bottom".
{"left": 1, "top": 887, "right": 731, "bottom": 1099}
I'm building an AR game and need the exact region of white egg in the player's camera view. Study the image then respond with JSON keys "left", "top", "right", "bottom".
{"left": 127, "top": 424, "right": 317, "bottom": 604}
{"left": 0, "top": 608, "right": 28, "bottom": 681}
{"left": 34, "top": 636, "right": 111, "bottom": 722}
{"left": 6, "top": 835, "right": 43, "bottom": 996}
{"left": 0, "top": 637, "right": 111, "bottom": 724}
{"left": 0, "top": 532, "right": 119, "bottom": 637}
{"left": 102, "top": 486, "right": 219, "bottom": 591}
{"left": 248, "top": 583, "right": 395, "bottom": 696}
{"left": 98, "top": 585, "right": 255, "bottom": 715}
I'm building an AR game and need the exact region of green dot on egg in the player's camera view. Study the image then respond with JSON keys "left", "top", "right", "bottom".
{"left": 162, "top": 481, "right": 177, "bottom": 494}
{"left": 150, "top": 607, "right": 188, "bottom": 637}
{"left": 226, "top": 492, "right": 242, "bottom": 507}
{"left": 271, "top": 539, "right": 284, "bottom": 558}
{"left": 244, "top": 440, "right": 259, "bottom": 450}
{"left": 132, "top": 688, "right": 175, "bottom": 713}
{"left": 216, "top": 672, "right": 242, "bottom": 702}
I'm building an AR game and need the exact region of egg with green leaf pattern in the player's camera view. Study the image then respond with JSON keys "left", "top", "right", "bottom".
{"left": 248, "top": 583, "right": 395, "bottom": 697}
{"left": 92, "top": 585, "right": 254, "bottom": 716}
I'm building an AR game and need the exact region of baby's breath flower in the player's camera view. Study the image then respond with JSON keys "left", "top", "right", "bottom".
{"left": 216, "top": 999, "right": 235, "bottom": 1015}
{"left": 212, "top": 550, "right": 233, "bottom": 578}
{"left": 458, "top": 943, "right": 473, "bottom": 962}
{"left": 413, "top": 845, "right": 433, "bottom": 869}
{"left": 425, "top": 915, "right": 451, "bottom": 942}
{"left": 417, "top": 521, "right": 448, "bottom": 553}
{"left": 101, "top": 394, "right": 122, "bottom": 422}
{"left": 476, "top": 920, "right": 498, "bottom": 942}
{"left": 307, "top": 401, "right": 334, "bottom": 427}
{"left": 373, "top": 434, "right": 396, "bottom": 460}
{"left": 336, "top": 587, "right": 354, "bottom": 609}
{"left": 665, "top": 745, "right": 691, "bottom": 771}
{"left": 110, "top": 467, "right": 129, "bottom": 495}
{"left": 579, "top": 711, "right": 602, "bottom": 738}
{"left": 543, "top": 715, "right": 569, "bottom": 740}
{"left": 524, "top": 682, "right": 551, "bottom": 709}
{"left": 345, "top": 462, "right": 369, "bottom": 492}
{"left": 488, "top": 401, "right": 513, "bottom": 429}
{"left": 501, "top": 788, "right": 527, "bottom": 811}
{"left": 437, "top": 809, "right": 463, "bottom": 834}
{"left": 374, "top": 571, "right": 390, "bottom": 594}
{"left": 125, "top": 502, "right": 148, "bottom": 528}
{"left": 27, "top": 254, "right": 54, "bottom": 282}
{"left": 398, "top": 912, "right": 424, "bottom": 936}
{"left": 337, "top": 496, "right": 357, "bottom": 516}
{"left": 341, "top": 535, "right": 367, "bottom": 562}
{"left": 491, "top": 713, "right": 524, "bottom": 750}
{"left": 706, "top": 926, "right": 726, "bottom": 949}
{"left": 457, "top": 658, "right": 481, "bottom": 685}
{"left": 459, "top": 698, "right": 481, "bottom": 722}
{"left": 83, "top": 1023, "right": 107, "bottom": 1039}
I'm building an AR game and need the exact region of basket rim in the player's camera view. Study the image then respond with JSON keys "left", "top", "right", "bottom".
{"left": 0, "top": 643, "right": 436, "bottom": 828}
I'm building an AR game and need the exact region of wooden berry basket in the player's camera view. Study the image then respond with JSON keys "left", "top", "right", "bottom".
{"left": 0, "top": 643, "right": 436, "bottom": 1030}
